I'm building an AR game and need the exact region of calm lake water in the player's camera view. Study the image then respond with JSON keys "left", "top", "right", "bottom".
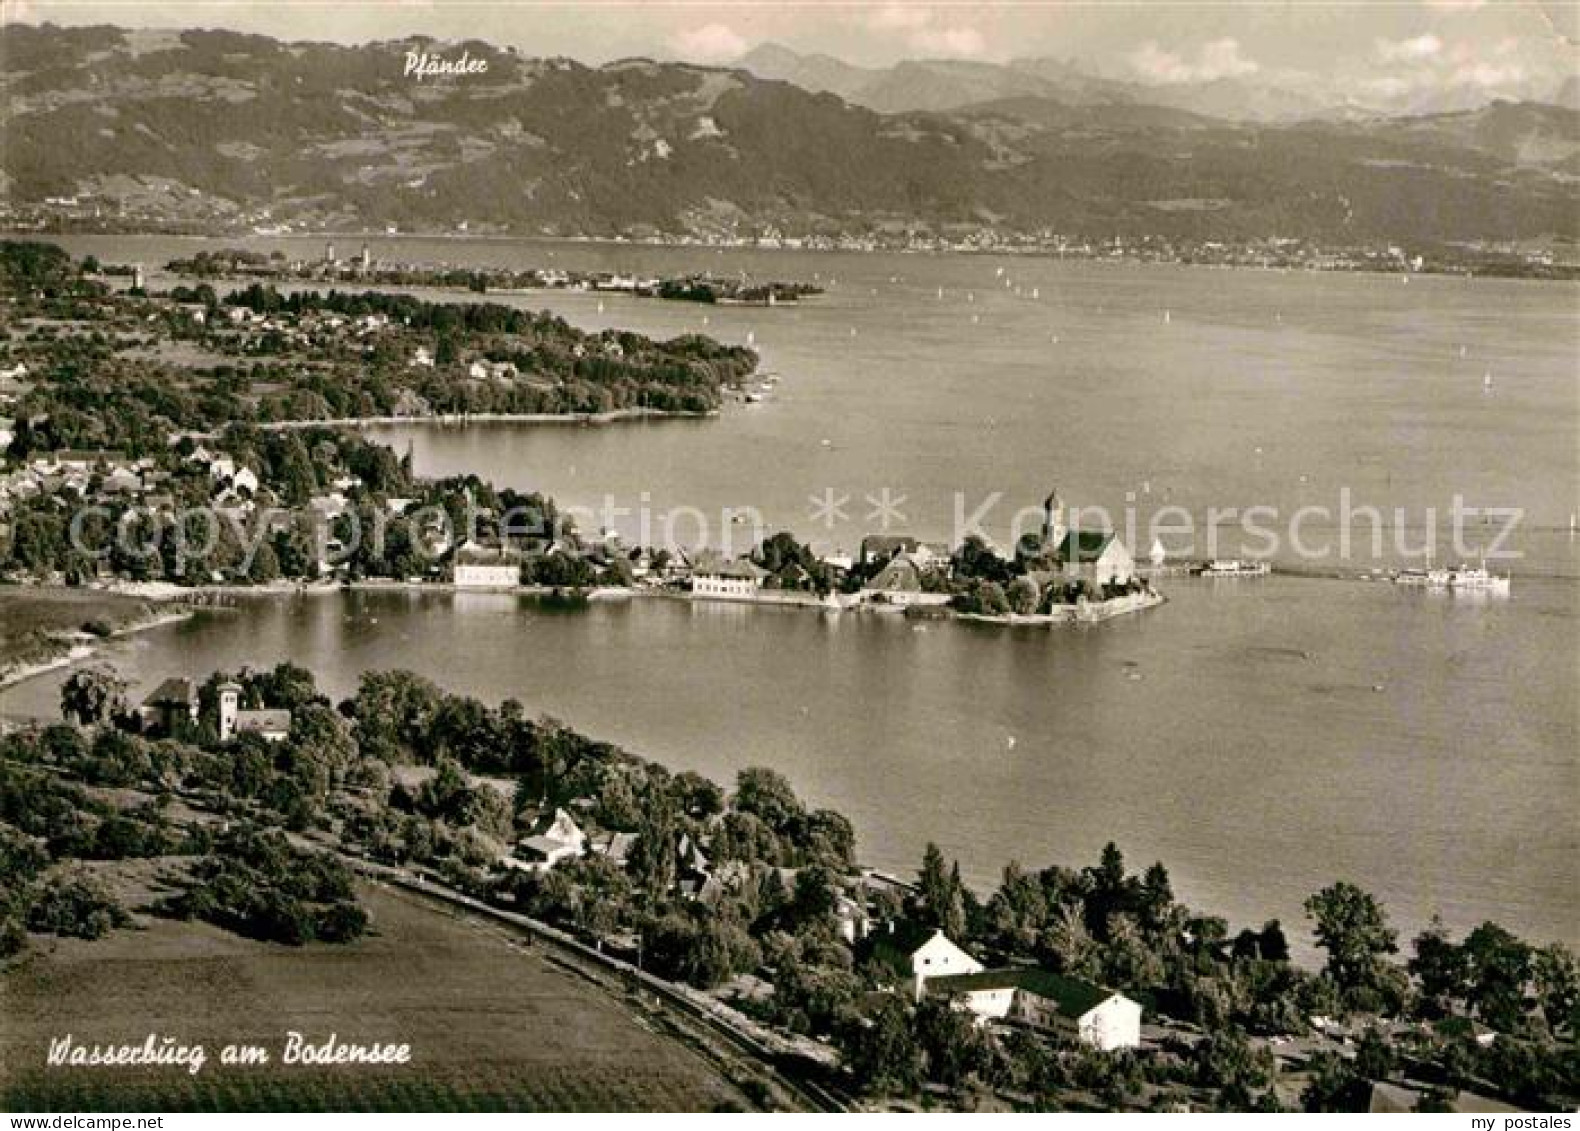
{"left": 14, "top": 234, "right": 1580, "bottom": 949}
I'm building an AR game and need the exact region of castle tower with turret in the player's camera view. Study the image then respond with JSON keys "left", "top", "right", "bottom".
{"left": 217, "top": 680, "right": 242, "bottom": 742}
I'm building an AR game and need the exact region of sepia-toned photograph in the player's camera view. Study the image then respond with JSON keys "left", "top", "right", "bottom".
{"left": 0, "top": 0, "right": 1575, "bottom": 1116}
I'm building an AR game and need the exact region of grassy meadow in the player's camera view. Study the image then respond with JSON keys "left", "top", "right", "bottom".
{"left": 1, "top": 883, "right": 752, "bottom": 1111}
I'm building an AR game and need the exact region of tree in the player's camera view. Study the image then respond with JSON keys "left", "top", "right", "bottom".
{"left": 1461, "top": 921, "right": 1532, "bottom": 1033}
{"left": 1139, "top": 861, "right": 1175, "bottom": 933}
{"left": 1409, "top": 916, "right": 1468, "bottom": 1016}
{"left": 733, "top": 767, "right": 804, "bottom": 833}
{"left": 913, "top": 994, "right": 988, "bottom": 1090}
{"left": 59, "top": 666, "right": 128, "bottom": 728}
{"left": 1301, "top": 1050, "right": 1365, "bottom": 1112}
{"left": 800, "top": 808, "right": 856, "bottom": 870}
{"left": 1531, "top": 942, "right": 1579, "bottom": 1035}
{"left": 837, "top": 995, "right": 921, "bottom": 1094}
{"left": 918, "top": 842, "right": 954, "bottom": 927}
{"left": 1007, "top": 576, "right": 1040, "bottom": 615}
{"left": 1354, "top": 1027, "right": 1395, "bottom": 1081}
{"left": 1304, "top": 882, "right": 1398, "bottom": 1000}
{"left": 1195, "top": 1026, "right": 1274, "bottom": 1108}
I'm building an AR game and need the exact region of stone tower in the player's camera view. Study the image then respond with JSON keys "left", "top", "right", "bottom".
{"left": 217, "top": 680, "right": 242, "bottom": 742}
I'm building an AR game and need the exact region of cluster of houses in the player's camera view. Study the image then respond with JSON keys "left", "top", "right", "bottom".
{"left": 448, "top": 488, "right": 1144, "bottom": 612}
{"left": 0, "top": 438, "right": 388, "bottom": 581}
{"left": 498, "top": 795, "right": 1143, "bottom": 1051}
{"left": 0, "top": 449, "right": 163, "bottom": 519}
{"left": 677, "top": 491, "right": 1140, "bottom": 609}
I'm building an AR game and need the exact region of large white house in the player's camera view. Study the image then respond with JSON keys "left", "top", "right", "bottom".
{"left": 869, "top": 922, "right": 986, "bottom": 999}
{"left": 1056, "top": 530, "right": 1136, "bottom": 589}
{"left": 928, "top": 968, "right": 1143, "bottom": 1051}
{"left": 453, "top": 544, "right": 522, "bottom": 588}
{"left": 690, "top": 555, "right": 768, "bottom": 600}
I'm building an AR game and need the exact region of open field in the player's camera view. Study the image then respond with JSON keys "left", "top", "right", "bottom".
{"left": 1, "top": 883, "right": 753, "bottom": 1111}
{"left": 0, "top": 587, "right": 164, "bottom": 676}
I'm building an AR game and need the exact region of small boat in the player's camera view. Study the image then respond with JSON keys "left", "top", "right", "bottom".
{"left": 743, "top": 392, "right": 763, "bottom": 404}
{"left": 1192, "top": 559, "right": 1270, "bottom": 577}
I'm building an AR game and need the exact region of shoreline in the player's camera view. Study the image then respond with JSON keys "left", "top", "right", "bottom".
{"left": 255, "top": 407, "right": 719, "bottom": 431}
{"left": 0, "top": 606, "right": 195, "bottom": 693}
{"left": 29, "top": 228, "right": 1580, "bottom": 284}
{"left": 0, "top": 581, "right": 1163, "bottom": 695}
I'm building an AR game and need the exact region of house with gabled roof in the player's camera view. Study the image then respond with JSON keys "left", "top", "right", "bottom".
{"left": 690, "top": 553, "right": 768, "bottom": 600}
{"left": 1055, "top": 529, "right": 1135, "bottom": 588}
{"left": 862, "top": 553, "right": 951, "bottom": 608}
{"left": 510, "top": 807, "right": 587, "bottom": 872}
{"left": 139, "top": 677, "right": 199, "bottom": 734}
{"left": 928, "top": 968, "right": 1143, "bottom": 1051}
{"left": 864, "top": 921, "right": 985, "bottom": 999}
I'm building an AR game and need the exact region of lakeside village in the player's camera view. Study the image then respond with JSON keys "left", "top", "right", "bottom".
{"left": 0, "top": 238, "right": 1154, "bottom": 628}
{"left": 5, "top": 658, "right": 1578, "bottom": 1112}
{"left": 10, "top": 186, "right": 1575, "bottom": 282}
{"left": 0, "top": 429, "right": 1160, "bottom": 627}
{"left": 163, "top": 244, "right": 825, "bottom": 308}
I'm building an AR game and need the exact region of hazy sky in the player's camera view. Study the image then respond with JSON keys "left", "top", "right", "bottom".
{"left": 7, "top": 1, "right": 1577, "bottom": 101}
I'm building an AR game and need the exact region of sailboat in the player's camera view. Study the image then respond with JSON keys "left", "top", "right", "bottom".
{"left": 597, "top": 299, "right": 605, "bottom": 314}
{"left": 1483, "top": 371, "right": 1493, "bottom": 392}
{"left": 1031, "top": 287, "right": 1040, "bottom": 300}
{"left": 746, "top": 330, "right": 755, "bottom": 346}
{"left": 1163, "top": 309, "right": 1172, "bottom": 324}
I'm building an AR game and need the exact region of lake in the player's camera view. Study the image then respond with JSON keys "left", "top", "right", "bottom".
{"left": 11, "top": 233, "right": 1579, "bottom": 950}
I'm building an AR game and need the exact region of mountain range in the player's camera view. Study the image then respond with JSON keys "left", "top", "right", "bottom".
{"left": 1, "top": 24, "right": 1576, "bottom": 244}
{"left": 738, "top": 42, "right": 1580, "bottom": 122}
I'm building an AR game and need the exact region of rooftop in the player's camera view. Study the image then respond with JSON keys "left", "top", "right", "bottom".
{"left": 928, "top": 968, "right": 1121, "bottom": 1019}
